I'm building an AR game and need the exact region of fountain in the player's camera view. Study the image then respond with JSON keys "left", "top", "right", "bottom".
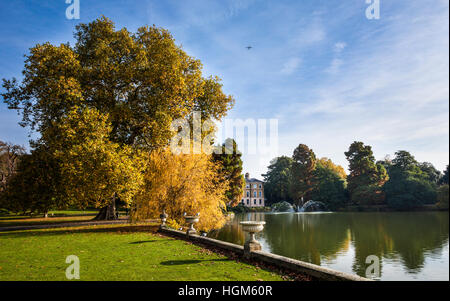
{"left": 271, "top": 201, "right": 295, "bottom": 212}
{"left": 297, "top": 200, "right": 328, "bottom": 212}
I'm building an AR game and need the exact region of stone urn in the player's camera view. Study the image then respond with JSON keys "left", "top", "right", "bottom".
{"left": 240, "top": 221, "right": 266, "bottom": 254}
{"left": 184, "top": 213, "right": 200, "bottom": 236}
{"left": 159, "top": 210, "right": 168, "bottom": 230}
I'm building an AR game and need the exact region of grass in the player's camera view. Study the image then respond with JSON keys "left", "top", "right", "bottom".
{"left": 0, "top": 224, "right": 284, "bottom": 281}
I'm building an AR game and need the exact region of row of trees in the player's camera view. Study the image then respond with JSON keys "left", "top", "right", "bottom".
{"left": 263, "top": 144, "right": 348, "bottom": 210}
{"left": 264, "top": 142, "right": 449, "bottom": 210}
{"left": 0, "top": 17, "right": 245, "bottom": 230}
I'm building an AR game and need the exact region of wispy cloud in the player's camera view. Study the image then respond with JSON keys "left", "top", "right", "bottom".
{"left": 273, "top": 0, "right": 449, "bottom": 172}
{"left": 334, "top": 42, "right": 347, "bottom": 53}
{"left": 325, "top": 58, "right": 343, "bottom": 74}
{"left": 281, "top": 57, "right": 302, "bottom": 75}
{"left": 0, "top": 0, "right": 448, "bottom": 178}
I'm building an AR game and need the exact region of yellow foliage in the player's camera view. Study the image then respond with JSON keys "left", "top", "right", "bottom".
{"left": 166, "top": 219, "right": 182, "bottom": 230}
{"left": 131, "top": 149, "right": 228, "bottom": 232}
{"left": 318, "top": 157, "right": 347, "bottom": 179}
{"left": 47, "top": 106, "right": 146, "bottom": 209}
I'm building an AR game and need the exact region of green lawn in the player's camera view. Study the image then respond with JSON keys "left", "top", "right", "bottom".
{"left": 0, "top": 224, "right": 284, "bottom": 281}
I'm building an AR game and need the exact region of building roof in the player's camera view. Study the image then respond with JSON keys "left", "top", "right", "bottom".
{"left": 244, "top": 173, "right": 263, "bottom": 184}
{"left": 245, "top": 177, "right": 264, "bottom": 184}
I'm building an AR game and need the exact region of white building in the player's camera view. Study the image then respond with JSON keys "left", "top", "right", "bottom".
{"left": 240, "top": 173, "right": 265, "bottom": 207}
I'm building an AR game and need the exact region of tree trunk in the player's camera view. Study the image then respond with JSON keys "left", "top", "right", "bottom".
{"left": 94, "top": 194, "right": 118, "bottom": 221}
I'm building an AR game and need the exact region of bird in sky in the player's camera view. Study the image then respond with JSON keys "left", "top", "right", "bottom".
{"left": 246, "top": 46, "right": 253, "bottom": 50}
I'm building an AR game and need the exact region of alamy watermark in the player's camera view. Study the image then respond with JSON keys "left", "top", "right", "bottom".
{"left": 365, "top": 255, "right": 380, "bottom": 279}
{"left": 65, "top": 255, "right": 80, "bottom": 279}
{"left": 170, "top": 112, "right": 279, "bottom": 165}
{"left": 65, "top": 0, "right": 80, "bottom": 20}
{"left": 365, "top": 0, "right": 380, "bottom": 20}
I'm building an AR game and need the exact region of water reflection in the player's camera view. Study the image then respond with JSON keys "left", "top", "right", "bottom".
{"left": 209, "top": 211, "right": 449, "bottom": 280}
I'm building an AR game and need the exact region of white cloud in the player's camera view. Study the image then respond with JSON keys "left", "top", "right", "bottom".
{"left": 281, "top": 57, "right": 302, "bottom": 75}
{"left": 325, "top": 58, "right": 343, "bottom": 74}
{"left": 273, "top": 1, "right": 449, "bottom": 172}
{"left": 334, "top": 42, "right": 347, "bottom": 53}
{"left": 291, "top": 20, "right": 326, "bottom": 48}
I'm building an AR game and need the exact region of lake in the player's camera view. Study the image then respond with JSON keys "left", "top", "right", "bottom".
{"left": 208, "top": 211, "right": 449, "bottom": 281}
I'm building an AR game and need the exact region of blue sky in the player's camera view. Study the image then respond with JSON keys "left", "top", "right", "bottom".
{"left": 0, "top": 0, "right": 448, "bottom": 178}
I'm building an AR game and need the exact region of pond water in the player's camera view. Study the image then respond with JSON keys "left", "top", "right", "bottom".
{"left": 208, "top": 211, "right": 449, "bottom": 281}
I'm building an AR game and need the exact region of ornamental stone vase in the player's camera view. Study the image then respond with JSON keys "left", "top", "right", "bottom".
{"left": 159, "top": 210, "right": 168, "bottom": 230}
{"left": 239, "top": 221, "right": 266, "bottom": 255}
{"left": 184, "top": 213, "right": 200, "bottom": 237}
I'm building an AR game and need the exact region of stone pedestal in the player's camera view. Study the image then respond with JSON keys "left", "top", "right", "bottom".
{"left": 244, "top": 241, "right": 262, "bottom": 257}
{"left": 240, "top": 221, "right": 266, "bottom": 258}
{"left": 186, "top": 227, "right": 197, "bottom": 236}
{"left": 184, "top": 215, "right": 200, "bottom": 238}
{"left": 159, "top": 211, "right": 168, "bottom": 231}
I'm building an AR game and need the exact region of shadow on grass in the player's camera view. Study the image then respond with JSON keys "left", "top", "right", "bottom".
{"left": 129, "top": 240, "right": 167, "bottom": 244}
{"left": 0, "top": 225, "right": 160, "bottom": 239}
{"left": 160, "top": 258, "right": 231, "bottom": 265}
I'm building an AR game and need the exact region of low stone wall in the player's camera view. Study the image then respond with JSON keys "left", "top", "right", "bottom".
{"left": 159, "top": 227, "right": 370, "bottom": 281}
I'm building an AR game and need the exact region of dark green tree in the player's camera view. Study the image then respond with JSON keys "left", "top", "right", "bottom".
{"left": 310, "top": 161, "right": 348, "bottom": 210}
{"left": 384, "top": 151, "right": 437, "bottom": 210}
{"left": 1, "top": 146, "right": 64, "bottom": 217}
{"left": 391, "top": 150, "right": 418, "bottom": 169}
{"left": 289, "top": 144, "right": 316, "bottom": 205}
{"left": 263, "top": 156, "right": 293, "bottom": 205}
{"left": 418, "top": 162, "right": 441, "bottom": 184}
{"left": 212, "top": 138, "right": 245, "bottom": 207}
{"left": 437, "top": 185, "right": 449, "bottom": 209}
{"left": 345, "top": 141, "right": 388, "bottom": 205}
{"left": 439, "top": 165, "right": 449, "bottom": 185}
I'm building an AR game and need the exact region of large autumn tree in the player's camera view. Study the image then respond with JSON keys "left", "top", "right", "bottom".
{"left": 2, "top": 17, "right": 234, "bottom": 149}
{"left": 289, "top": 144, "right": 317, "bottom": 205}
{"left": 345, "top": 141, "right": 388, "bottom": 205}
{"left": 42, "top": 106, "right": 146, "bottom": 219}
{"left": 1, "top": 17, "right": 234, "bottom": 218}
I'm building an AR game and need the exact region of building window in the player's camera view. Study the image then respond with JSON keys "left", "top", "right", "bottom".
{"left": 247, "top": 191, "right": 250, "bottom": 197}
{"left": 253, "top": 184, "right": 257, "bottom": 189}
{"left": 246, "top": 184, "right": 249, "bottom": 188}
{"left": 254, "top": 199, "right": 257, "bottom": 205}
{"left": 259, "top": 191, "right": 262, "bottom": 197}
{"left": 254, "top": 191, "right": 257, "bottom": 197}
{"left": 246, "top": 199, "right": 250, "bottom": 205}
{"left": 259, "top": 184, "right": 262, "bottom": 189}
{"left": 259, "top": 199, "right": 262, "bottom": 205}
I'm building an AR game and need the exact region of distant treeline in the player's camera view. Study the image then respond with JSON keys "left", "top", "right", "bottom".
{"left": 263, "top": 142, "right": 449, "bottom": 211}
